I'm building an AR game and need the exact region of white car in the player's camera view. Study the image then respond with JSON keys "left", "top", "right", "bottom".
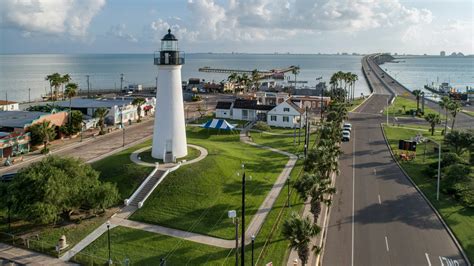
{"left": 343, "top": 123, "right": 352, "bottom": 132}
{"left": 342, "top": 131, "right": 351, "bottom": 141}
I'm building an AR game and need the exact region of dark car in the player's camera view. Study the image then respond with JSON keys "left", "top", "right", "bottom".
{"left": 0, "top": 173, "right": 16, "bottom": 182}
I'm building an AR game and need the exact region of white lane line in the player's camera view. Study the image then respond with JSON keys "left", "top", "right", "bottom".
{"left": 378, "top": 194, "right": 382, "bottom": 204}
{"left": 385, "top": 236, "right": 389, "bottom": 252}
{"left": 351, "top": 130, "right": 356, "bottom": 266}
{"left": 425, "top": 253, "right": 431, "bottom": 266}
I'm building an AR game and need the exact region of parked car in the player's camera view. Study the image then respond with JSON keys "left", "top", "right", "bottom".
{"left": 0, "top": 173, "right": 15, "bottom": 182}
{"left": 343, "top": 123, "right": 352, "bottom": 132}
{"left": 342, "top": 131, "right": 351, "bottom": 142}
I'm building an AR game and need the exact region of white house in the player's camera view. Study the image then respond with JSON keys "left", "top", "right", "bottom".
{"left": 215, "top": 101, "right": 232, "bottom": 119}
{"left": 267, "top": 99, "right": 306, "bottom": 128}
{"left": 0, "top": 100, "right": 19, "bottom": 111}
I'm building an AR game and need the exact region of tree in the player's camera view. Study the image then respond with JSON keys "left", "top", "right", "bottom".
{"left": 282, "top": 213, "right": 321, "bottom": 266}
{"left": 447, "top": 100, "right": 462, "bottom": 131}
{"left": 94, "top": 107, "right": 109, "bottom": 135}
{"left": 45, "top": 73, "right": 62, "bottom": 101}
{"left": 424, "top": 113, "right": 441, "bottom": 136}
{"left": 412, "top": 90, "right": 423, "bottom": 115}
{"left": 442, "top": 163, "right": 471, "bottom": 195}
{"left": 65, "top": 82, "right": 78, "bottom": 126}
{"left": 439, "top": 96, "right": 451, "bottom": 135}
{"left": 445, "top": 130, "right": 473, "bottom": 156}
{"left": 132, "top": 98, "right": 146, "bottom": 122}
{"left": 251, "top": 69, "right": 260, "bottom": 91}
{"left": 309, "top": 177, "right": 336, "bottom": 223}
{"left": 69, "top": 110, "right": 83, "bottom": 134}
{"left": 292, "top": 66, "right": 300, "bottom": 90}
{"left": 5, "top": 156, "right": 119, "bottom": 224}
{"left": 61, "top": 74, "right": 71, "bottom": 100}
{"left": 29, "top": 120, "right": 56, "bottom": 153}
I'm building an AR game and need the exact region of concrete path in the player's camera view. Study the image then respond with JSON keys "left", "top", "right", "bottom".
{"left": 0, "top": 243, "right": 77, "bottom": 265}
{"left": 60, "top": 223, "right": 118, "bottom": 261}
{"left": 130, "top": 144, "right": 208, "bottom": 168}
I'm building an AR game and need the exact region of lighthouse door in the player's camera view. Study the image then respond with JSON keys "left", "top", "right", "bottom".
{"left": 165, "top": 140, "right": 172, "bottom": 153}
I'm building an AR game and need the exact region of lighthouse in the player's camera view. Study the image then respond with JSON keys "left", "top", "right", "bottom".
{"left": 151, "top": 29, "right": 187, "bottom": 161}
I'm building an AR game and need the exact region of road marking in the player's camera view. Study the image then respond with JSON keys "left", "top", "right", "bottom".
{"left": 351, "top": 129, "right": 356, "bottom": 266}
{"left": 373, "top": 168, "right": 377, "bottom": 175}
{"left": 385, "top": 236, "right": 389, "bottom": 252}
{"left": 378, "top": 194, "right": 382, "bottom": 204}
{"left": 425, "top": 253, "right": 431, "bottom": 266}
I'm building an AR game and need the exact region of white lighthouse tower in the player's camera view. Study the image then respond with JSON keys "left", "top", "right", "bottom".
{"left": 151, "top": 29, "right": 187, "bottom": 161}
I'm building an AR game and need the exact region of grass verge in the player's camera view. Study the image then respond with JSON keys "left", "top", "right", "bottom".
{"left": 383, "top": 125, "right": 474, "bottom": 261}
{"left": 384, "top": 96, "right": 443, "bottom": 119}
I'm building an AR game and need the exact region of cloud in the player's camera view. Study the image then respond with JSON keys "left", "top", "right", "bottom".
{"left": 108, "top": 24, "right": 137, "bottom": 42}
{"left": 149, "top": 0, "right": 433, "bottom": 44}
{"left": 0, "top": 0, "right": 106, "bottom": 37}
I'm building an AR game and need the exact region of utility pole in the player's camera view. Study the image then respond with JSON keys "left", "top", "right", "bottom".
{"left": 120, "top": 73, "right": 124, "bottom": 93}
{"left": 241, "top": 169, "right": 246, "bottom": 266}
{"left": 86, "top": 75, "right": 90, "bottom": 98}
{"left": 28, "top": 88, "right": 31, "bottom": 103}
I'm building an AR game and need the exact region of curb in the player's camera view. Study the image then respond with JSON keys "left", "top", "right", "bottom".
{"left": 380, "top": 124, "right": 471, "bottom": 266}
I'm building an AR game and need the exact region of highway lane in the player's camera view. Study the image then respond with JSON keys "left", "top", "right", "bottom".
{"left": 323, "top": 75, "right": 468, "bottom": 265}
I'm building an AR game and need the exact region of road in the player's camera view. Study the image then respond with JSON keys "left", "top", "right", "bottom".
{"left": 323, "top": 56, "right": 469, "bottom": 265}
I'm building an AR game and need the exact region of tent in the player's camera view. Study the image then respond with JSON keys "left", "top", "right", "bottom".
{"left": 201, "top": 119, "right": 236, "bottom": 131}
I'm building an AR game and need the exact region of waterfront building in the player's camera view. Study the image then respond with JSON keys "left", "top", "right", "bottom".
{"left": 215, "top": 99, "right": 274, "bottom": 121}
{"left": 0, "top": 100, "right": 19, "bottom": 111}
{"left": 152, "top": 30, "right": 187, "bottom": 161}
{"left": 0, "top": 110, "right": 67, "bottom": 133}
{"left": 440, "top": 51, "right": 446, "bottom": 57}
{"left": 0, "top": 132, "right": 31, "bottom": 159}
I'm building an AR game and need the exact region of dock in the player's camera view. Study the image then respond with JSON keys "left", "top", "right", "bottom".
{"left": 198, "top": 66, "right": 299, "bottom": 79}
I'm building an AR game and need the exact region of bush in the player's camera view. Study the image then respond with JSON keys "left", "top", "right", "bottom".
{"left": 254, "top": 121, "right": 271, "bottom": 131}
{"left": 192, "top": 95, "right": 202, "bottom": 102}
{"left": 441, "top": 163, "right": 471, "bottom": 195}
{"left": 453, "top": 180, "right": 474, "bottom": 207}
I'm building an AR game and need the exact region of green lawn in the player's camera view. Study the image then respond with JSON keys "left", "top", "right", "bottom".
{"left": 73, "top": 226, "right": 230, "bottom": 265}
{"left": 250, "top": 128, "right": 317, "bottom": 154}
{"left": 462, "top": 109, "right": 474, "bottom": 118}
{"left": 383, "top": 126, "right": 474, "bottom": 261}
{"left": 349, "top": 97, "right": 367, "bottom": 112}
{"left": 91, "top": 141, "right": 154, "bottom": 200}
{"left": 138, "top": 146, "right": 201, "bottom": 164}
{"left": 385, "top": 96, "right": 443, "bottom": 118}
{"left": 130, "top": 127, "right": 288, "bottom": 239}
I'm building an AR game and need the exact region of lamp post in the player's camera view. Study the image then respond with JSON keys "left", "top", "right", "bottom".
{"left": 251, "top": 235, "right": 255, "bottom": 266}
{"left": 106, "top": 221, "right": 112, "bottom": 265}
{"left": 228, "top": 210, "right": 238, "bottom": 266}
{"left": 120, "top": 105, "right": 125, "bottom": 147}
{"left": 241, "top": 163, "right": 246, "bottom": 266}
{"left": 431, "top": 139, "right": 442, "bottom": 200}
{"left": 287, "top": 177, "right": 290, "bottom": 207}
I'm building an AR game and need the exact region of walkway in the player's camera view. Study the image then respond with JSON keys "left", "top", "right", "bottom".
{"left": 130, "top": 144, "right": 208, "bottom": 168}
{"left": 0, "top": 243, "right": 77, "bottom": 265}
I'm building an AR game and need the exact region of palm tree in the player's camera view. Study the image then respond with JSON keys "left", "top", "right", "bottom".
{"left": 132, "top": 97, "right": 146, "bottom": 122}
{"left": 447, "top": 100, "right": 462, "bottom": 131}
{"left": 350, "top": 73, "right": 358, "bottom": 101}
{"left": 37, "top": 120, "right": 56, "bottom": 153}
{"left": 424, "top": 113, "right": 441, "bottom": 136}
{"left": 61, "top": 74, "right": 71, "bottom": 100}
{"left": 251, "top": 69, "right": 260, "bottom": 91}
{"left": 412, "top": 90, "right": 423, "bottom": 115}
{"left": 438, "top": 96, "right": 451, "bottom": 135}
{"left": 94, "top": 107, "right": 109, "bottom": 135}
{"left": 65, "top": 83, "right": 78, "bottom": 126}
{"left": 45, "top": 73, "right": 62, "bottom": 102}
{"left": 282, "top": 213, "right": 321, "bottom": 265}
{"left": 292, "top": 66, "right": 300, "bottom": 90}
{"left": 238, "top": 73, "right": 251, "bottom": 92}
{"left": 309, "top": 177, "right": 336, "bottom": 222}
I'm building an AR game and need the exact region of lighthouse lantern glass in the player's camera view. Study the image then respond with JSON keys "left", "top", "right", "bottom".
{"left": 161, "top": 40, "right": 178, "bottom": 51}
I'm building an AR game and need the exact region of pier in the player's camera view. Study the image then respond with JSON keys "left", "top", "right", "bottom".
{"left": 198, "top": 66, "right": 299, "bottom": 79}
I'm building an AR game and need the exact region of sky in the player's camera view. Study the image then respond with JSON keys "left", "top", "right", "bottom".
{"left": 0, "top": 0, "right": 473, "bottom": 55}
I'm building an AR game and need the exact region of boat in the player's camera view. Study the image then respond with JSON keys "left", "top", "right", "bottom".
{"left": 424, "top": 82, "right": 453, "bottom": 94}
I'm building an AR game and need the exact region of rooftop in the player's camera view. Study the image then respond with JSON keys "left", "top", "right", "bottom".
{"left": 0, "top": 111, "right": 50, "bottom": 128}
{"left": 216, "top": 101, "right": 232, "bottom": 110}
{"left": 0, "top": 100, "right": 18, "bottom": 105}
{"left": 55, "top": 98, "right": 134, "bottom": 109}
{"left": 233, "top": 99, "right": 274, "bottom": 111}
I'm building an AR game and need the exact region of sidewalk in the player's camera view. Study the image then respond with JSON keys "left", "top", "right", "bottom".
{"left": 0, "top": 243, "right": 77, "bottom": 265}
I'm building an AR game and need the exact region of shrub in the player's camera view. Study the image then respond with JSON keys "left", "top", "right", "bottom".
{"left": 254, "top": 121, "right": 271, "bottom": 131}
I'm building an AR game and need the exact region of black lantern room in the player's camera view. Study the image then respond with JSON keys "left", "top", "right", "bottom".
{"left": 154, "top": 29, "right": 184, "bottom": 65}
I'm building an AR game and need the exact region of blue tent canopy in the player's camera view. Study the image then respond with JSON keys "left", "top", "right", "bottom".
{"left": 201, "top": 119, "right": 235, "bottom": 131}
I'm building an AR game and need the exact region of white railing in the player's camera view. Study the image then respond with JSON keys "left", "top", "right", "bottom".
{"left": 124, "top": 166, "right": 160, "bottom": 206}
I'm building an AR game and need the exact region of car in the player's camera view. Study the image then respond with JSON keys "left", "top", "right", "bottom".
{"left": 343, "top": 123, "right": 352, "bottom": 131}
{"left": 342, "top": 131, "right": 351, "bottom": 141}
{"left": 342, "top": 126, "right": 351, "bottom": 132}
{"left": 0, "top": 173, "right": 16, "bottom": 182}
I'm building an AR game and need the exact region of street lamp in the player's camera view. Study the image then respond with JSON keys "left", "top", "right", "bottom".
{"left": 120, "top": 105, "right": 125, "bottom": 147}
{"left": 287, "top": 177, "right": 290, "bottom": 207}
{"left": 241, "top": 163, "right": 246, "bottom": 266}
{"left": 106, "top": 220, "right": 112, "bottom": 265}
{"left": 251, "top": 234, "right": 255, "bottom": 266}
{"left": 429, "top": 139, "right": 442, "bottom": 200}
{"left": 228, "top": 210, "right": 238, "bottom": 266}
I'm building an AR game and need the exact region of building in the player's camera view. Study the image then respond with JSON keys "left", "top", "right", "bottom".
{"left": 0, "top": 110, "right": 68, "bottom": 133}
{"left": 0, "top": 132, "right": 31, "bottom": 159}
{"left": 291, "top": 95, "right": 331, "bottom": 111}
{"left": 267, "top": 99, "right": 306, "bottom": 128}
{"left": 152, "top": 29, "right": 187, "bottom": 161}
{"left": 256, "top": 91, "right": 288, "bottom": 105}
{"left": 440, "top": 51, "right": 446, "bottom": 57}
{"left": 0, "top": 100, "right": 19, "bottom": 111}
{"left": 215, "top": 99, "right": 274, "bottom": 121}
{"left": 55, "top": 97, "right": 155, "bottom": 126}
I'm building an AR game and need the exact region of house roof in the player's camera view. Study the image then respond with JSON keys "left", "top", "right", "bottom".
{"left": 233, "top": 99, "right": 275, "bottom": 111}
{"left": 0, "top": 100, "right": 18, "bottom": 105}
{"left": 55, "top": 98, "right": 134, "bottom": 109}
{"left": 216, "top": 101, "right": 232, "bottom": 110}
{"left": 0, "top": 111, "right": 50, "bottom": 128}
{"left": 286, "top": 99, "right": 305, "bottom": 114}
